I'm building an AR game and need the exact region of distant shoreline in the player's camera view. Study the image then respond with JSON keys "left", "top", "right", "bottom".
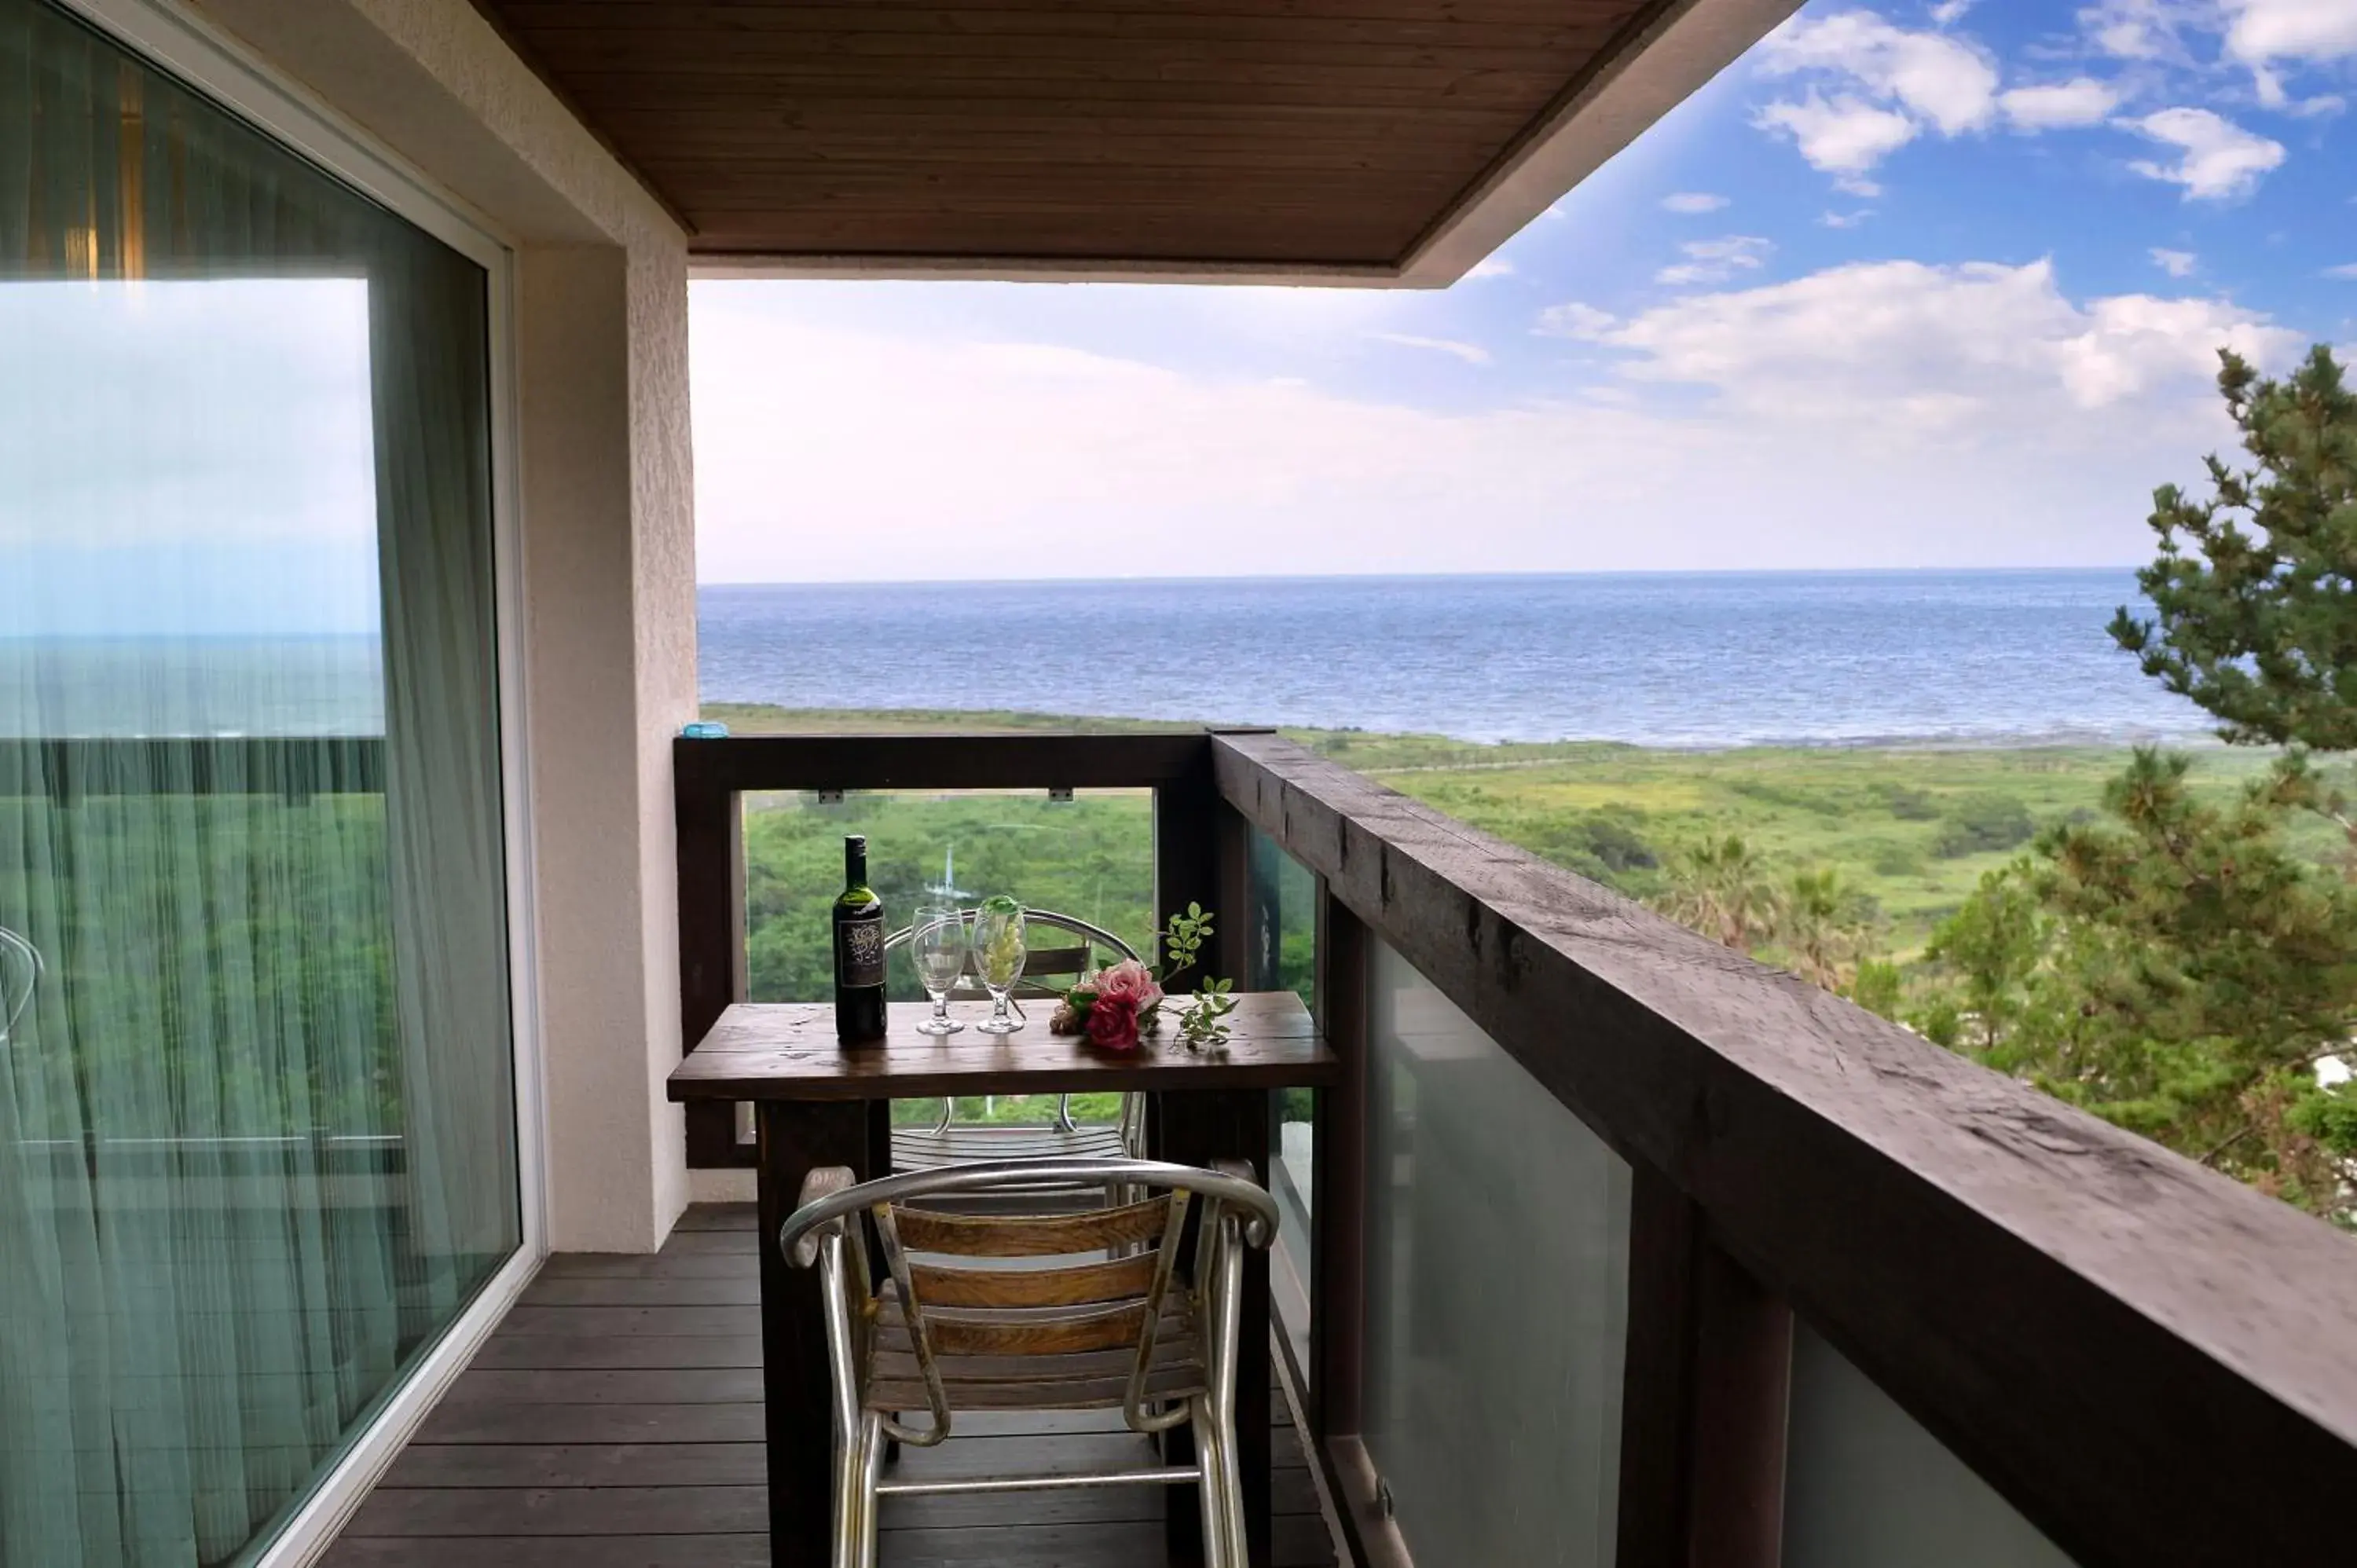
{"left": 698, "top": 702, "right": 2218, "bottom": 757}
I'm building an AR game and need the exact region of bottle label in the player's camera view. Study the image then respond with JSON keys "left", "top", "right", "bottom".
{"left": 838, "top": 917, "right": 885, "bottom": 988}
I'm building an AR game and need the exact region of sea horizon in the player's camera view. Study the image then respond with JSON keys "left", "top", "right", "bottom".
{"left": 695, "top": 562, "right": 2154, "bottom": 591}
{"left": 702, "top": 568, "right": 2208, "bottom": 749}
{"left": 3, "top": 568, "right": 2213, "bottom": 749}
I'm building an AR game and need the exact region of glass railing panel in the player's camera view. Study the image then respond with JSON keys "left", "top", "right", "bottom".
{"left": 1783, "top": 1321, "right": 2080, "bottom": 1567}
{"left": 1243, "top": 825, "right": 1319, "bottom": 1379}
{"left": 1362, "top": 936, "right": 1632, "bottom": 1565}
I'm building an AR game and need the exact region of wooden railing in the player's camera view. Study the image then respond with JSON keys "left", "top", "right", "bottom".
{"left": 671, "top": 731, "right": 1222, "bottom": 1167}
{"left": 672, "top": 728, "right": 2357, "bottom": 1567}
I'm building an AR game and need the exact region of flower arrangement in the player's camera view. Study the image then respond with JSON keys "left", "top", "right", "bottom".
{"left": 1050, "top": 903, "right": 1240, "bottom": 1053}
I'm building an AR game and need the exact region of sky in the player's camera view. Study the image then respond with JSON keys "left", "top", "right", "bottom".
{"left": 691, "top": 0, "right": 2357, "bottom": 584}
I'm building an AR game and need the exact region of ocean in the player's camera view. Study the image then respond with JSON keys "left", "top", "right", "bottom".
{"left": 699, "top": 570, "right": 2210, "bottom": 749}
{"left": 2, "top": 571, "right": 2213, "bottom": 747}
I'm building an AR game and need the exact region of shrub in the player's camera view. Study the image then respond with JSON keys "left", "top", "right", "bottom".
{"left": 1879, "top": 782, "right": 1941, "bottom": 820}
{"left": 1932, "top": 793, "right": 2035, "bottom": 857}
{"left": 1871, "top": 844, "right": 1923, "bottom": 877}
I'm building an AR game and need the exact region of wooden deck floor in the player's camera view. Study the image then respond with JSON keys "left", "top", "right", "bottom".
{"left": 324, "top": 1203, "right": 1342, "bottom": 1567}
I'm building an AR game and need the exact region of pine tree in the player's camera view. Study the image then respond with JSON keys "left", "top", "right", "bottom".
{"left": 2110, "top": 346, "right": 2357, "bottom": 754}
{"left": 1916, "top": 750, "right": 2357, "bottom": 1222}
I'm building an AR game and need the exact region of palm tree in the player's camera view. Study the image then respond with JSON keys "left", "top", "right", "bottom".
{"left": 1657, "top": 834, "right": 1783, "bottom": 953}
{"left": 1782, "top": 866, "right": 1878, "bottom": 990}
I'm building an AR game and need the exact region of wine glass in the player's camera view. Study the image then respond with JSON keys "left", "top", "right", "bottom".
{"left": 971, "top": 896, "right": 1027, "bottom": 1036}
{"left": 910, "top": 903, "right": 968, "bottom": 1036}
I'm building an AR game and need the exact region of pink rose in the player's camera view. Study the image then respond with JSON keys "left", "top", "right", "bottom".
{"left": 1092, "top": 958, "right": 1164, "bottom": 1010}
{"left": 1085, "top": 995, "right": 1141, "bottom": 1052}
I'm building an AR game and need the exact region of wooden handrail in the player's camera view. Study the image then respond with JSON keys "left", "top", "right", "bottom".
{"left": 1211, "top": 729, "right": 2357, "bottom": 1568}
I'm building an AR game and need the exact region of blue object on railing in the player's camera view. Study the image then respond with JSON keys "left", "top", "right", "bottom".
{"left": 680, "top": 721, "right": 731, "bottom": 740}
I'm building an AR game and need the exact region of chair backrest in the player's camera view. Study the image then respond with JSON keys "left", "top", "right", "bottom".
{"left": 0, "top": 926, "right": 40, "bottom": 1044}
{"left": 779, "top": 1157, "right": 1277, "bottom": 1446}
{"left": 885, "top": 907, "right": 1140, "bottom": 997}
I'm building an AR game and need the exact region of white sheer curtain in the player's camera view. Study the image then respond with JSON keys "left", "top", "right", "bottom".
{"left": 0, "top": 2, "right": 518, "bottom": 1563}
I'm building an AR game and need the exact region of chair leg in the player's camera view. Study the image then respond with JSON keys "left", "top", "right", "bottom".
{"left": 1191, "top": 1395, "right": 1233, "bottom": 1568}
{"left": 856, "top": 1412, "right": 888, "bottom": 1568}
{"left": 1211, "top": 1401, "right": 1248, "bottom": 1568}
{"left": 832, "top": 1412, "right": 863, "bottom": 1568}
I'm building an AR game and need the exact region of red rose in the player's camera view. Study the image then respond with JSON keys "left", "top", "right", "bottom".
{"left": 1085, "top": 995, "right": 1141, "bottom": 1052}
{"left": 1093, "top": 959, "right": 1164, "bottom": 1011}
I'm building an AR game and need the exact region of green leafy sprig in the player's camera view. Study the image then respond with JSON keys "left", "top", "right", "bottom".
{"left": 1157, "top": 903, "right": 1238, "bottom": 1053}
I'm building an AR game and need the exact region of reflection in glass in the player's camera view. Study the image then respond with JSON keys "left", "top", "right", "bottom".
{"left": 0, "top": 3, "right": 517, "bottom": 1563}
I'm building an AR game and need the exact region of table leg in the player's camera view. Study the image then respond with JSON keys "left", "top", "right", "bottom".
{"left": 756, "top": 1099, "right": 876, "bottom": 1567}
{"left": 1158, "top": 1088, "right": 1275, "bottom": 1568}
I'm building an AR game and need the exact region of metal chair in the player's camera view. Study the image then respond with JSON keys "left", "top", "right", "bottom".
{"left": 883, "top": 909, "right": 1146, "bottom": 1177}
{"left": 779, "top": 1156, "right": 1277, "bottom": 1568}
{"left": 0, "top": 926, "right": 39, "bottom": 1049}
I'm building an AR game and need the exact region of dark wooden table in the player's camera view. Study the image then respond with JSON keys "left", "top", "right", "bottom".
{"left": 667, "top": 993, "right": 1338, "bottom": 1568}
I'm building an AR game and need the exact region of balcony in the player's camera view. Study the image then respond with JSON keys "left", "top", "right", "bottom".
{"left": 20, "top": 2, "right": 2355, "bottom": 1565}
{"left": 310, "top": 726, "right": 2357, "bottom": 1566}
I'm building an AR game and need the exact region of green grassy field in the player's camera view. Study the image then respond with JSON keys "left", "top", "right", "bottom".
{"left": 709, "top": 702, "right": 2331, "bottom": 958}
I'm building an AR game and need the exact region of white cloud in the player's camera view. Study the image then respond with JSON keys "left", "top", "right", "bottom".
{"left": 1822, "top": 209, "right": 1875, "bottom": 229}
{"left": 1761, "top": 12, "right": 2001, "bottom": 133}
{"left": 1369, "top": 332, "right": 1493, "bottom": 366}
{"left": 1657, "top": 236, "right": 1776, "bottom": 287}
{"left": 2326, "top": 263, "right": 2357, "bottom": 280}
{"left": 1589, "top": 258, "right": 2297, "bottom": 419}
{"left": 1463, "top": 257, "right": 1516, "bottom": 280}
{"left": 2080, "top": 0, "right": 2194, "bottom": 62}
{"left": 2000, "top": 78, "right": 2123, "bottom": 129}
{"left": 687, "top": 269, "right": 2300, "bottom": 581}
{"left": 1754, "top": 93, "right": 1920, "bottom": 183}
{"left": 1662, "top": 192, "right": 1732, "bottom": 214}
{"left": 2224, "top": 0, "right": 2357, "bottom": 64}
{"left": 2150, "top": 247, "right": 2198, "bottom": 277}
{"left": 1930, "top": 0, "right": 1976, "bottom": 23}
{"left": 1533, "top": 302, "right": 1618, "bottom": 341}
{"left": 2125, "top": 108, "right": 2286, "bottom": 200}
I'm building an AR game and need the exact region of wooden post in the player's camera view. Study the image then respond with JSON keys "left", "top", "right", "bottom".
{"left": 1617, "top": 1166, "right": 1793, "bottom": 1568}
{"left": 755, "top": 1098, "right": 874, "bottom": 1566}
{"left": 1310, "top": 884, "right": 1366, "bottom": 1442}
{"left": 675, "top": 738, "right": 748, "bottom": 1167}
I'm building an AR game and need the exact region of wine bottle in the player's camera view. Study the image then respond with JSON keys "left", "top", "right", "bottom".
{"left": 833, "top": 835, "right": 887, "bottom": 1044}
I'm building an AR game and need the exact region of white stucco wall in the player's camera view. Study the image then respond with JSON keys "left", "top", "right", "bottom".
{"left": 189, "top": 0, "right": 698, "bottom": 1251}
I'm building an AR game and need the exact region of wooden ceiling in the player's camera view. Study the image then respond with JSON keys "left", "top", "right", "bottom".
{"left": 471, "top": 0, "right": 1703, "bottom": 277}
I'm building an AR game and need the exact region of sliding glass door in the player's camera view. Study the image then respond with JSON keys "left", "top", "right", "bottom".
{"left": 0, "top": 2, "right": 520, "bottom": 1563}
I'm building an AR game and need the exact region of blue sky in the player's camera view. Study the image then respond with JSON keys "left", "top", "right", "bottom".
{"left": 693, "top": 0, "right": 2357, "bottom": 582}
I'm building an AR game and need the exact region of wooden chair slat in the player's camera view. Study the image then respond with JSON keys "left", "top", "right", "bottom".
{"left": 1017, "top": 945, "right": 1093, "bottom": 977}
{"left": 871, "top": 1330, "right": 1200, "bottom": 1386}
{"left": 909, "top": 1252, "right": 1159, "bottom": 1308}
{"left": 923, "top": 1300, "right": 1148, "bottom": 1357}
{"left": 888, "top": 1195, "right": 1174, "bottom": 1258}
{"left": 867, "top": 1360, "right": 1206, "bottom": 1412}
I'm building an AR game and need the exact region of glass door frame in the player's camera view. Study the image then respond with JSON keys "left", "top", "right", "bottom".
{"left": 41, "top": 3, "right": 551, "bottom": 1563}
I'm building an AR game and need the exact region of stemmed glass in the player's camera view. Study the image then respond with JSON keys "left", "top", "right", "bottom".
{"left": 971, "top": 896, "right": 1028, "bottom": 1036}
{"left": 910, "top": 903, "right": 969, "bottom": 1037}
